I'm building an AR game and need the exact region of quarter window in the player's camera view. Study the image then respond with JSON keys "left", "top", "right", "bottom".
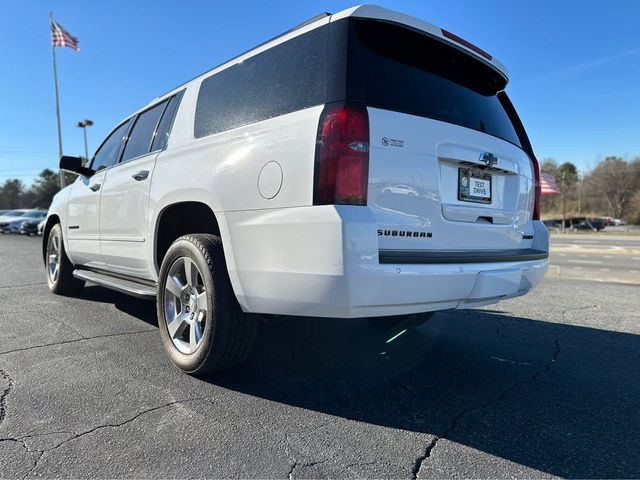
{"left": 194, "top": 26, "right": 328, "bottom": 138}
{"left": 151, "top": 91, "right": 184, "bottom": 151}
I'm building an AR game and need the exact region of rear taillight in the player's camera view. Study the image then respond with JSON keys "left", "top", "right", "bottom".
{"left": 531, "top": 155, "right": 542, "bottom": 220}
{"left": 313, "top": 103, "right": 369, "bottom": 206}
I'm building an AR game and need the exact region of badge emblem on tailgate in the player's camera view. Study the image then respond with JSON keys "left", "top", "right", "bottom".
{"left": 480, "top": 152, "right": 498, "bottom": 167}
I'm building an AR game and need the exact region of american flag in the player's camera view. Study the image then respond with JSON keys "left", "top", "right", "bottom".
{"left": 540, "top": 171, "right": 560, "bottom": 195}
{"left": 51, "top": 18, "right": 79, "bottom": 52}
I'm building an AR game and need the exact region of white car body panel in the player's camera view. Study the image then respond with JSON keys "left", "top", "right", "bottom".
{"left": 222, "top": 205, "right": 547, "bottom": 317}
{"left": 100, "top": 152, "right": 159, "bottom": 278}
{"left": 368, "top": 108, "right": 536, "bottom": 253}
{"left": 65, "top": 173, "right": 107, "bottom": 269}
{"left": 46, "top": 4, "right": 548, "bottom": 318}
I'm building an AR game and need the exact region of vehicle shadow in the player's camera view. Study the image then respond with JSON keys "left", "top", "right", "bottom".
{"left": 79, "top": 286, "right": 159, "bottom": 327}
{"left": 210, "top": 310, "right": 640, "bottom": 478}
{"left": 74, "top": 285, "right": 640, "bottom": 477}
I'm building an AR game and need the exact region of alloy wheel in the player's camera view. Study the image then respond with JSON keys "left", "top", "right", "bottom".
{"left": 47, "top": 233, "right": 61, "bottom": 284}
{"left": 163, "top": 257, "right": 209, "bottom": 355}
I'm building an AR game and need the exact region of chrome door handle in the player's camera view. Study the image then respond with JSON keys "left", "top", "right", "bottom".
{"left": 89, "top": 183, "right": 101, "bottom": 192}
{"left": 132, "top": 170, "right": 149, "bottom": 181}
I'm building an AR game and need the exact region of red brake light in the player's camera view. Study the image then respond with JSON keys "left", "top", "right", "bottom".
{"left": 531, "top": 155, "right": 542, "bottom": 220}
{"left": 313, "top": 103, "right": 369, "bottom": 206}
{"left": 441, "top": 29, "right": 492, "bottom": 61}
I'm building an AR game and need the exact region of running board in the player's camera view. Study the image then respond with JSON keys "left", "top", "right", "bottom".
{"left": 73, "top": 269, "right": 157, "bottom": 299}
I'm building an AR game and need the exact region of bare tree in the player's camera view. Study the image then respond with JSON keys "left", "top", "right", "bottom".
{"left": 585, "top": 157, "right": 640, "bottom": 219}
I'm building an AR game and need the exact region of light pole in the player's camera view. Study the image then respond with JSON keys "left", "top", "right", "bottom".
{"left": 76, "top": 119, "right": 93, "bottom": 161}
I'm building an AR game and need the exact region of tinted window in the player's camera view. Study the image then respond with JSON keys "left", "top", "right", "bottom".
{"left": 121, "top": 101, "right": 167, "bottom": 162}
{"left": 195, "top": 26, "right": 327, "bottom": 138}
{"left": 350, "top": 20, "right": 521, "bottom": 147}
{"left": 91, "top": 120, "right": 130, "bottom": 171}
{"left": 152, "top": 91, "right": 184, "bottom": 151}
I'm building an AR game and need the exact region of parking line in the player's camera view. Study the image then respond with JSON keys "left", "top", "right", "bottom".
{"left": 568, "top": 259, "right": 603, "bottom": 265}
{"left": 600, "top": 268, "right": 611, "bottom": 272}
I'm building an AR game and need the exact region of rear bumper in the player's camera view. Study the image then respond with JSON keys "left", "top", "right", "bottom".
{"left": 222, "top": 206, "right": 549, "bottom": 318}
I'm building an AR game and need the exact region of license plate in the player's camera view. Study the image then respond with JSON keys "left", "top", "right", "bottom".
{"left": 458, "top": 168, "right": 492, "bottom": 204}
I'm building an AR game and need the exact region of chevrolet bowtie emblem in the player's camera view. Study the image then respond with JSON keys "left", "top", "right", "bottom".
{"left": 480, "top": 152, "right": 498, "bottom": 167}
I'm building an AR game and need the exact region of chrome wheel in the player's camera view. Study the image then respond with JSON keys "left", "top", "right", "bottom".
{"left": 47, "top": 232, "right": 61, "bottom": 284}
{"left": 163, "top": 257, "right": 208, "bottom": 355}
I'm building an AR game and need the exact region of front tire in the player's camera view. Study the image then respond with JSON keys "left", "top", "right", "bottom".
{"left": 45, "top": 223, "right": 85, "bottom": 295}
{"left": 157, "top": 234, "right": 258, "bottom": 375}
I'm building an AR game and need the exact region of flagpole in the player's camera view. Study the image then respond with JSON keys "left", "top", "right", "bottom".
{"left": 50, "top": 12, "right": 65, "bottom": 189}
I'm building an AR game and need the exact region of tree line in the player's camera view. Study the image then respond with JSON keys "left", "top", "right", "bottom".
{"left": 0, "top": 170, "right": 75, "bottom": 210}
{"left": 541, "top": 156, "right": 640, "bottom": 224}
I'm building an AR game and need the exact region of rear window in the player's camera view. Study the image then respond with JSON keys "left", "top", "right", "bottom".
{"left": 350, "top": 20, "right": 521, "bottom": 147}
{"left": 194, "top": 26, "right": 328, "bottom": 138}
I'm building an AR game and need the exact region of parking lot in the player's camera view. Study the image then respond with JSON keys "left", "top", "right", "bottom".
{"left": 1, "top": 234, "right": 639, "bottom": 478}
{"left": 549, "top": 234, "right": 640, "bottom": 285}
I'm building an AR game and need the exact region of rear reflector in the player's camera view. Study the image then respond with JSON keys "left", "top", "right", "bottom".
{"left": 441, "top": 29, "right": 492, "bottom": 60}
{"left": 313, "top": 103, "right": 369, "bottom": 206}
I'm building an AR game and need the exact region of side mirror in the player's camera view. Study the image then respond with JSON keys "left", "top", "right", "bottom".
{"left": 59, "top": 156, "right": 94, "bottom": 177}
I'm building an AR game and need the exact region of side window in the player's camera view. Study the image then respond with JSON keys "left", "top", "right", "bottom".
{"left": 194, "top": 26, "right": 327, "bottom": 138}
{"left": 121, "top": 101, "right": 167, "bottom": 163}
{"left": 151, "top": 91, "right": 184, "bottom": 151}
{"left": 91, "top": 120, "right": 131, "bottom": 172}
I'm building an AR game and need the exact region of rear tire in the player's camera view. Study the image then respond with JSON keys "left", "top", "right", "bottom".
{"left": 45, "top": 223, "right": 85, "bottom": 295}
{"left": 366, "top": 312, "right": 433, "bottom": 330}
{"left": 157, "top": 234, "right": 258, "bottom": 375}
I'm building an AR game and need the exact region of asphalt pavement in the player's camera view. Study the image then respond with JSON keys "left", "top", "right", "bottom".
{"left": 1, "top": 234, "right": 639, "bottom": 478}
{"left": 549, "top": 233, "right": 640, "bottom": 284}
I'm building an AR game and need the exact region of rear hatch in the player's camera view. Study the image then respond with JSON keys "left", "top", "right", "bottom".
{"left": 348, "top": 19, "right": 536, "bottom": 258}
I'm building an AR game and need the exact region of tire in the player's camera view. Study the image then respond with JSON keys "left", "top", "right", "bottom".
{"left": 45, "top": 223, "right": 85, "bottom": 295}
{"left": 366, "top": 312, "right": 433, "bottom": 330}
{"left": 157, "top": 234, "right": 258, "bottom": 375}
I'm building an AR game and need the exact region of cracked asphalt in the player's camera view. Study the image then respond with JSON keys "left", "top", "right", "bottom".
{"left": 1, "top": 235, "right": 639, "bottom": 479}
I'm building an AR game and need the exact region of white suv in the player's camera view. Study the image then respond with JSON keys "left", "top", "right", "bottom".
{"left": 44, "top": 5, "right": 548, "bottom": 374}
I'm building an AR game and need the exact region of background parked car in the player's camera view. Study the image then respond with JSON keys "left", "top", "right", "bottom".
{"left": 542, "top": 220, "right": 562, "bottom": 232}
{"left": 572, "top": 218, "right": 606, "bottom": 231}
{"left": 0, "top": 210, "right": 30, "bottom": 224}
{"left": 20, "top": 220, "right": 41, "bottom": 236}
{"left": 0, "top": 210, "right": 47, "bottom": 234}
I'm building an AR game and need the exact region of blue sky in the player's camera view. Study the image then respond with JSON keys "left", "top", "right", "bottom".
{"left": 1, "top": 0, "right": 638, "bottom": 184}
